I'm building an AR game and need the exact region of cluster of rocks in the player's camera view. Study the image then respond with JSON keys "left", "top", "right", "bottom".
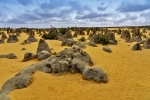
{"left": 21, "top": 30, "right": 38, "bottom": 45}
{"left": 0, "top": 53, "right": 17, "bottom": 59}
{"left": 120, "top": 27, "right": 142, "bottom": 42}
{"left": 0, "top": 42, "right": 107, "bottom": 100}
{"left": 22, "top": 39, "right": 52, "bottom": 61}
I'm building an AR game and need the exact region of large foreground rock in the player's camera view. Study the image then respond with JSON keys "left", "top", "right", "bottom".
{"left": 0, "top": 46, "right": 107, "bottom": 100}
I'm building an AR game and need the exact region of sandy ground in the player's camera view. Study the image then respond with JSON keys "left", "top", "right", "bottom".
{"left": 0, "top": 29, "right": 150, "bottom": 100}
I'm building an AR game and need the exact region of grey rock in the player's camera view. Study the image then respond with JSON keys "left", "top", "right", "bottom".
{"left": 36, "top": 39, "right": 51, "bottom": 54}
{"left": 22, "top": 52, "right": 33, "bottom": 62}
{"left": 131, "top": 43, "right": 142, "bottom": 50}
{"left": 21, "top": 40, "right": 30, "bottom": 45}
{"left": 102, "top": 46, "right": 112, "bottom": 53}
{"left": 0, "top": 94, "right": 11, "bottom": 100}
{"left": 6, "top": 53, "right": 17, "bottom": 59}
{"left": 88, "top": 41, "right": 97, "bottom": 47}
{"left": 37, "top": 50, "right": 51, "bottom": 60}
{"left": 82, "top": 67, "right": 107, "bottom": 83}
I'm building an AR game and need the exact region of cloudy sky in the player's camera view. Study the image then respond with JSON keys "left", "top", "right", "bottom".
{"left": 0, "top": 0, "right": 150, "bottom": 28}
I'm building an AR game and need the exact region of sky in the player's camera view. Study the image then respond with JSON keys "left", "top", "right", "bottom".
{"left": 0, "top": 0, "right": 150, "bottom": 28}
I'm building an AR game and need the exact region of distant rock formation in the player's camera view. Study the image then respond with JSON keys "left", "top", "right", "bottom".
{"left": 106, "top": 32, "right": 117, "bottom": 45}
{"left": 1, "top": 32, "right": 7, "bottom": 40}
{"left": 120, "top": 30, "right": 131, "bottom": 42}
{"left": 143, "top": 37, "right": 150, "bottom": 49}
{"left": 130, "top": 27, "right": 142, "bottom": 42}
{"left": 0, "top": 39, "right": 4, "bottom": 44}
{"left": 7, "top": 34, "right": 19, "bottom": 43}
{"left": 117, "top": 29, "right": 121, "bottom": 35}
{"left": 27, "top": 31, "right": 38, "bottom": 42}
{"left": 62, "top": 30, "right": 73, "bottom": 39}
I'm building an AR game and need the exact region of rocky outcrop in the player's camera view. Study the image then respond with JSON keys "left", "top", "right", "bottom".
{"left": 120, "top": 30, "right": 131, "bottom": 42}
{"left": 22, "top": 52, "right": 34, "bottom": 62}
{"left": 143, "top": 37, "right": 150, "bottom": 49}
{"left": 1, "top": 32, "right": 7, "bottom": 40}
{"left": 37, "top": 50, "right": 51, "bottom": 60}
{"left": 7, "top": 34, "right": 19, "bottom": 43}
{"left": 36, "top": 39, "right": 51, "bottom": 54}
{"left": 130, "top": 27, "right": 142, "bottom": 42}
{"left": 21, "top": 40, "right": 30, "bottom": 45}
{"left": 88, "top": 41, "right": 97, "bottom": 47}
{"left": 0, "top": 46, "right": 107, "bottom": 100}
{"left": 27, "top": 31, "right": 38, "bottom": 42}
{"left": 0, "top": 39, "right": 4, "bottom": 44}
{"left": 61, "top": 38, "right": 76, "bottom": 46}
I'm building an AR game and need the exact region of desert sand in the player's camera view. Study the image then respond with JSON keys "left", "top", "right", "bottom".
{"left": 0, "top": 29, "right": 150, "bottom": 100}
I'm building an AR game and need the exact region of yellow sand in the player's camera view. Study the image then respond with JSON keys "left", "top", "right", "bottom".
{"left": 0, "top": 30, "right": 150, "bottom": 100}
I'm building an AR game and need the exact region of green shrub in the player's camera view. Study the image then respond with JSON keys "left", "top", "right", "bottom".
{"left": 98, "top": 34, "right": 109, "bottom": 45}
{"left": 42, "top": 33, "right": 57, "bottom": 39}
{"left": 78, "top": 36, "right": 86, "bottom": 42}
{"left": 58, "top": 28, "right": 67, "bottom": 35}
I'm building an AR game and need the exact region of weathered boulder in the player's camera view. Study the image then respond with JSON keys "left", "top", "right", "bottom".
{"left": 131, "top": 43, "right": 142, "bottom": 50}
{"left": 22, "top": 52, "right": 33, "bottom": 62}
{"left": 82, "top": 67, "right": 107, "bottom": 83}
{"left": 7, "top": 34, "right": 19, "bottom": 43}
{"left": 117, "top": 29, "right": 121, "bottom": 35}
{"left": 72, "top": 42, "right": 86, "bottom": 49}
{"left": 120, "top": 30, "right": 131, "bottom": 42}
{"left": 132, "top": 27, "right": 141, "bottom": 37}
{"left": 88, "top": 41, "right": 97, "bottom": 47}
{"left": 0, "top": 93, "right": 11, "bottom": 100}
{"left": 0, "top": 54, "right": 6, "bottom": 58}
{"left": 21, "top": 48, "right": 26, "bottom": 50}
{"left": 61, "top": 38, "right": 76, "bottom": 46}
{"left": 0, "top": 39, "right": 4, "bottom": 44}
{"left": 143, "top": 37, "right": 150, "bottom": 49}
{"left": 130, "top": 36, "right": 142, "bottom": 42}
{"left": 36, "top": 39, "right": 51, "bottom": 54}
{"left": 62, "top": 30, "right": 73, "bottom": 39}
{"left": 102, "top": 46, "right": 112, "bottom": 53}
{"left": 37, "top": 50, "right": 51, "bottom": 60}
{"left": 27, "top": 31, "right": 38, "bottom": 42}
{"left": 73, "top": 31, "right": 78, "bottom": 38}
{"left": 1, "top": 32, "right": 7, "bottom": 40}
{"left": 21, "top": 40, "right": 30, "bottom": 45}
{"left": 6, "top": 53, "right": 17, "bottom": 59}
{"left": 88, "top": 33, "right": 93, "bottom": 40}
{"left": 0, "top": 45, "right": 107, "bottom": 100}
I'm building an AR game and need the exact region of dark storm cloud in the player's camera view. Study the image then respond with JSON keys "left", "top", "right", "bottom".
{"left": 117, "top": 1, "right": 150, "bottom": 12}
{"left": 75, "top": 12, "right": 110, "bottom": 19}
